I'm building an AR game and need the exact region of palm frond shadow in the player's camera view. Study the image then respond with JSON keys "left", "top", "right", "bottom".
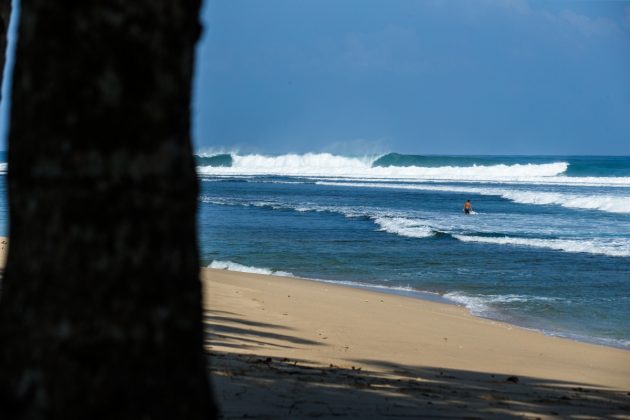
{"left": 205, "top": 309, "right": 630, "bottom": 418}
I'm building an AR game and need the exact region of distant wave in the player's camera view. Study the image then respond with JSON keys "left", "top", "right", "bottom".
{"left": 497, "top": 190, "right": 630, "bottom": 214}
{"left": 200, "top": 196, "right": 437, "bottom": 238}
{"left": 196, "top": 152, "right": 569, "bottom": 181}
{"left": 315, "top": 181, "right": 630, "bottom": 214}
{"left": 314, "top": 176, "right": 630, "bottom": 187}
{"left": 208, "top": 260, "right": 293, "bottom": 277}
{"left": 198, "top": 154, "right": 232, "bottom": 167}
{"left": 202, "top": 196, "right": 630, "bottom": 258}
{"left": 452, "top": 235, "right": 630, "bottom": 258}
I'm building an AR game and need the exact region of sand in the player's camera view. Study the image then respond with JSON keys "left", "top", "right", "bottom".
{"left": 205, "top": 268, "right": 630, "bottom": 418}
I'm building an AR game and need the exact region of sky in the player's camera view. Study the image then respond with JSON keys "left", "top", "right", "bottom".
{"left": 1, "top": 1, "right": 629, "bottom": 155}
{"left": 192, "top": 0, "right": 630, "bottom": 155}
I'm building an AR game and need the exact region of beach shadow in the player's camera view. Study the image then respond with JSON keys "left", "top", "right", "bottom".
{"left": 204, "top": 310, "right": 323, "bottom": 351}
{"left": 206, "top": 313, "right": 293, "bottom": 330}
{"left": 209, "top": 351, "right": 630, "bottom": 419}
{"left": 204, "top": 309, "right": 630, "bottom": 418}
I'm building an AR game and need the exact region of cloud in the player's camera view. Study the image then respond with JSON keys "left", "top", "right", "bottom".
{"left": 548, "top": 9, "right": 622, "bottom": 37}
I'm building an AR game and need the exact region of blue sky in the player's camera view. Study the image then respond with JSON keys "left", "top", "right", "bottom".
{"left": 192, "top": 0, "right": 630, "bottom": 155}
{"left": 1, "top": 1, "right": 629, "bottom": 155}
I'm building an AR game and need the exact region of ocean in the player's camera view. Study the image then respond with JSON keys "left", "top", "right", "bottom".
{"left": 1, "top": 153, "right": 629, "bottom": 348}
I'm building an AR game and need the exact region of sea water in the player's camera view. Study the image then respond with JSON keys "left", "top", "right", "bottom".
{"left": 1, "top": 153, "right": 629, "bottom": 348}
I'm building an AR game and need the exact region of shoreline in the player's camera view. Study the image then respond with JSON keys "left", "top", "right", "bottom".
{"left": 205, "top": 267, "right": 630, "bottom": 417}
{"left": 206, "top": 265, "right": 630, "bottom": 351}
{"left": 204, "top": 267, "right": 630, "bottom": 391}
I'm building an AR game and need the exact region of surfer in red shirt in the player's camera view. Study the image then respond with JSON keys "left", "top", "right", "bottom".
{"left": 463, "top": 200, "right": 472, "bottom": 215}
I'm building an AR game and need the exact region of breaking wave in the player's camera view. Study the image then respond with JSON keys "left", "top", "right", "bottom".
{"left": 373, "top": 217, "right": 436, "bottom": 238}
{"left": 202, "top": 196, "right": 630, "bottom": 258}
{"left": 315, "top": 181, "right": 630, "bottom": 214}
{"left": 208, "top": 260, "right": 293, "bottom": 277}
{"left": 443, "top": 292, "right": 630, "bottom": 348}
{"left": 444, "top": 292, "right": 562, "bottom": 317}
{"left": 201, "top": 196, "right": 440, "bottom": 239}
{"left": 452, "top": 235, "right": 630, "bottom": 258}
{"left": 196, "top": 152, "right": 569, "bottom": 181}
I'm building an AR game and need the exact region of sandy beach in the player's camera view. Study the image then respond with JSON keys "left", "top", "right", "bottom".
{"left": 1, "top": 237, "right": 628, "bottom": 417}
{"left": 205, "top": 268, "right": 630, "bottom": 418}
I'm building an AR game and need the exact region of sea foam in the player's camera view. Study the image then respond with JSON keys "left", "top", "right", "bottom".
{"left": 443, "top": 292, "right": 557, "bottom": 317}
{"left": 373, "top": 217, "right": 435, "bottom": 238}
{"left": 208, "top": 260, "right": 293, "bottom": 277}
{"left": 201, "top": 196, "right": 630, "bottom": 257}
{"left": 443, "top": 291, "right": 630, "bottom": 348}
{"left": 316, "top": 181, "right": 630, "bottom": 214}
{"left": 197, "top": 152, "right": 568, "bottom": 181}
{"left": 452, "top": 235, "right": 630, "bottom": 258}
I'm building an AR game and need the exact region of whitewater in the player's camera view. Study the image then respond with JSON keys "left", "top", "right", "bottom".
{"left": 197, "top": 152, "right": 630, "bottom": 186}
{"left": 315, "top": 181, "right": 630, "bottom": 214}
{"left": 198, "top": 152, "right": 567, "bottom": 179}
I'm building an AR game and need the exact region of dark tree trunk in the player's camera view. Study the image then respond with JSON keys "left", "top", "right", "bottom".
{"left": 0, "top": 0, "right": 11, "bottom": 100}
{"left": 0, "top": 1, "right": 216, "bottom": 419}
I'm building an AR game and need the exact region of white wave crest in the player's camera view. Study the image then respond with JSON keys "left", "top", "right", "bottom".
{"left": 313, "top": 278, "right": 418, "bottom": 294}
{"left": 444, "top": 292, "right": 562, "bottom": 316}
{"left": 444, "top": 292, "right": 630, "bottom": 348}
{"left": 208, "top": 260, "right": 293, "bottom": 277}
{"left": 443, "top": 292, "right": 492, "bottom": 316}
{"left": 316, "top": 182, "right": 630, "bottom": 214}
{"left": 0, "top": 163, "right": 6, "bottom": 173}
{"left": 201, "top": 196, "right": 439, "bottom": 240}
{"left": 373, "top": 217, "right": 435, "bottom": 238}
{"left": 453, "top": 235, "right": 630, "bottom": 258}
{"left": 197, "top": 153, "right": 569, "bottom": 181}
{"left": 498, "top": 190, "right": 630, "bottom": 213}
{"left": 314, "top": 175, "right": 630, "bottom": 187}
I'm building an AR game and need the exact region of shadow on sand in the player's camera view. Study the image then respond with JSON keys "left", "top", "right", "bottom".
{"left": 205, "top": 309, "right": 630, "bottom": 419}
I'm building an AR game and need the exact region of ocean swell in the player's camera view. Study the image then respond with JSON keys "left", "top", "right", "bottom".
{"left": 196, "top": 152, "right": 568, "bottom": 181}
{"left": 202, "top": 196, "right": 630, "bottom": 258}
{"left": 452, "top": 235, "right": 630, "bottom": 258}
{"left": 315, "top": 181, "right": 630, "bottom": 214}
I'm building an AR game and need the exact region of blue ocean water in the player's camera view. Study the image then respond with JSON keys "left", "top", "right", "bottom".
{"left": 0, "top": 153, "right": 629, "bottom": 348}
{"left": 197, "top": 153, "right": 630, "bottom": 349}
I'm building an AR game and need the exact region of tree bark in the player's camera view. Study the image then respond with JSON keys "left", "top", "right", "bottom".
{"left": 0, "top": 0, "right": 11, "bottom": 100}
{"left": 0, "top": 1, "right": 216, "bottom": 419}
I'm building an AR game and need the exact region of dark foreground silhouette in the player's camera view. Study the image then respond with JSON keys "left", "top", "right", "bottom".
{"left": 0, "top": 2, "right": 216, "bottom": 418}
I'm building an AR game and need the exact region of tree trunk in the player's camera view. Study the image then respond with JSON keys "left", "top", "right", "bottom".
{"left": 0, "top": 0, "right": 11, "bottom": 100}
{"left": 0, "top": 1, "right": 216, "bottom": 419}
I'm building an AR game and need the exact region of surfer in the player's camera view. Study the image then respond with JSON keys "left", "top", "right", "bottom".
{"left": 463, "top": 200, "right": 472, "bottom": 215}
